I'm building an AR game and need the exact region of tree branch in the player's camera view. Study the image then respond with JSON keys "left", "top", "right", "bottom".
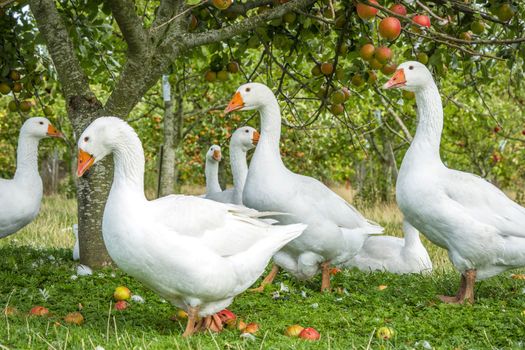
{"left": 179, "top": 0, "right": 315, "bottom": 49}
{"left": 108, "top": 0, "right": 149, "bottom": 57}
{"left": 28, "top": 0, "right": 94, "bottom": 103}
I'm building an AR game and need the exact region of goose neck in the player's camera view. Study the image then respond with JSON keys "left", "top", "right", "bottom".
{"left": 205, "top": 159, "right": 221, "bottom": 194}
{"left": 111, "top": 133, "right": 146, "bottom": 197}
{"left": 230, "top": 145, "right": 247, "bottom": 203}
{"left": 411, "top": 84, "right": 443, "bottom": 160}
{"left": 257, "top": 99, "right": 282, "bottom": 158}
{"left": 403, "top": 225, "right": 421, "bottom": 248}
{"left": 14, "top": 134, "right": 41, "bottom": 179}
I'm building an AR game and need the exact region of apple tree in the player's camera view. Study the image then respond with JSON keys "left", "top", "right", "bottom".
{"left": 1, "top": 0, "right": 524, "bottom": 266}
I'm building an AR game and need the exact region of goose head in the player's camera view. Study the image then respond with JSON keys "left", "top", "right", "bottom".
{"left": 383, "top": 61, "right": 433, "bottom": 92}
{"left": 206, "top": 145, "right": 222, "bottom": 163}
{"left": 77, "top": 117, "right": 129, "bottom": 177}
{"left": 231, "top": 126, "right": 259, "bottom": 151}
{"left": 225, "top": 83, "right": 275, "bottom": 113}
{"left": 21, "top": 117, "right": 63, "bottom": 139}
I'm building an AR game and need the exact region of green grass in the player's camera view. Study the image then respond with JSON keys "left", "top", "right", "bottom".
{"left": 1, "top": 195, "right": 525, "bottom": 349}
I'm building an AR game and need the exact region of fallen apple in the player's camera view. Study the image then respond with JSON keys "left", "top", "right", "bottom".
{"left": 299, "top": 327, "right": 320, "bottom": 340}
{"left": 217, "top": 309, "right": 236, "bottom": 326}
{"left": 113, "top": 286, "right": 131, "bottom": 301}
{"left": 114, "top": 300, "right": 129, "bottom": 311}
{"left": 64, "top": 312, "right": 84, "bottom": 325}
{"left": 378, "top": 285, "right": 388, "bottom": 291}
{"left": 243, "top": 322, "right": 259, "bottom": 334}
{"left": 237, "top": 319, "right": 247, "bottom": 331}
{"left": 284, "top": 324, "right": 304, "bottom": 337}
{"left": 3, "top": 306, "right": 18, "bottom": 316}
{"left": 376, "top": 326, "right": 395, "bottom": 340}
{"left": 30, "top": 306, "right": 49, "bottom": 316}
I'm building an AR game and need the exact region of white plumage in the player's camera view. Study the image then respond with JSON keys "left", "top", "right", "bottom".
{"left": 385, "top": 61, "right": 525, "bottom": 303}
{"left": 0, "top": 117, "right": 62, "bottom": 238}
{"left": 345, "top": 220, "right": 432, "bottom": 274}
{"left": 76, "top": 117, "right": 305, "bottom": 336}
{"left": 205, "top": 126, "right": 258, "bottom": 205}
{"left": 225, "top": 83, "right": 383, "bottom": 291}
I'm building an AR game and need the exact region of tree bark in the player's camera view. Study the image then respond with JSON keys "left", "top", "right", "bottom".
{"left": 159, "top": 76, "right": 176, "bottom": 196}
{"left": 29, "top": 0, "right": 113, "bottom": 267}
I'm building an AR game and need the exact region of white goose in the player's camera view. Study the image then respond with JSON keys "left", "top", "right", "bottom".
{"left": 384, "top": 61, "right": 525, "bottom": 303}
{"left": 76, "top": 117, "right": 305, "bottom": 336}
{"left": 225, "top": 83, "right": 383, "bottom": 292}
{"left": 204, "top": 145, "right": 222, "bottom": 197}
{"left": 0, "top": 117, "right": 63, "bottom": 238}
{"left": 345, "top": 220, "right": 432, "bottom": 274}
{"left": 205, "top": 126, "right": 259, "bottom": 205}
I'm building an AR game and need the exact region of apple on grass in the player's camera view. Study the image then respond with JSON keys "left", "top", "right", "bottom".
{"left": 30, "top": 306, "right": 49, "bottom": 316}
{"left": 376, "top": 326, "right": 394, "bottom": 340}
{"left": 114, "top": 300, "right": 129, "bottom": 311}
{"left": 114, "top": 286, "right": 131, "bottom": 301}
{"left": 64, "top": 312, "right": 84, "bottom": 325}
{"left": 299, "top": 327, "right": 320, "bottom": 340}
{"left": 284, "top": 324, "right": 304, "bottom": 337}
{"left": 243, "top": 322, "right": 259, "bottom": 334}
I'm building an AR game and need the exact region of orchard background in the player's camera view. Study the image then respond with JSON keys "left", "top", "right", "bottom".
{"left": 1, "top": 0, "right": 525, "bottom": 268}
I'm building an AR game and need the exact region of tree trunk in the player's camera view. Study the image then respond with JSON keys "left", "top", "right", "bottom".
{"left": 159, "top": 75, "right": 176, "bottom": 197}
{"left": 29, "top": 0, "right": 316, "bottom": 268}
{"left": 70, "top": 102, "right": 114, "bottom": 268}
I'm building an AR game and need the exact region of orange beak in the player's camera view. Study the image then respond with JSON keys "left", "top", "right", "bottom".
{"left": 212, "top": 149, "right": 221, "bottom": 161}
{"left": 47, "top": 124, "right": 64, "bottom": 138}
{"left": 77, "top": 149, "right": 95, "bottom": 177}
{"left": 383, "top": 69, "right": 406, "bottom": 89}
{"left": 252, "top": 131, "right": 260, "bottom": 145}
{"left": 224, "top": 91, "right": 244, "bottom": 114}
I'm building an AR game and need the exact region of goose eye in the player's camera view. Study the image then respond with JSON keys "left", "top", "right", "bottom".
{"left": 245, "top": 129, "right": 249, "bottom": 133}
{"left": 409, "top": 65, "right": 414, "bottom": 70}
{"left": 84, "top": 136, "right": 89, "bottom": 142}
{"left": 39, "top": 121, "right": 44, "bottom": 125}
{"left": 245, "top": 87, "right": 251, "bottom": 92}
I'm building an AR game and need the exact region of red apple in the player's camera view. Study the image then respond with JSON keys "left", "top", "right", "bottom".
{"left": 381, "top": 63, "right": 397, "bottom": 75}
{"left": 359, "top": 43, "right": 375, "bottom": 61}
{"left": 413, "top": 15, "right": 431, "bottom": 28}
{"left": 379, "top": 17, "right": 401, "bottom": 40}
{"left": 375, "top": 46, "right": 393, "bottom": 64}
{"left": 30, "top": 306, "right": 49, "bottom": 316}
{"left": 356, "top": 0, "right": 378, "bottom": 20}
{"left": 114, "top": 300, "right": 128, "bottom": 311}
{"left": 299, "top": 327, "right": 320, "bottom": 341}
{"left": 320, "top": 62, "right": 334, "bottom": 75}
{"left": 389, "top": 4, "right": 407, "bottom": 16}
{"left": 217, "top": 309, "right": 237, "bottom": 326}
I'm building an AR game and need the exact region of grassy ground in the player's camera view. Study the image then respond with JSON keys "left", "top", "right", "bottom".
{"left": 1, "top": 194, "right": 525, "bottom": 349}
